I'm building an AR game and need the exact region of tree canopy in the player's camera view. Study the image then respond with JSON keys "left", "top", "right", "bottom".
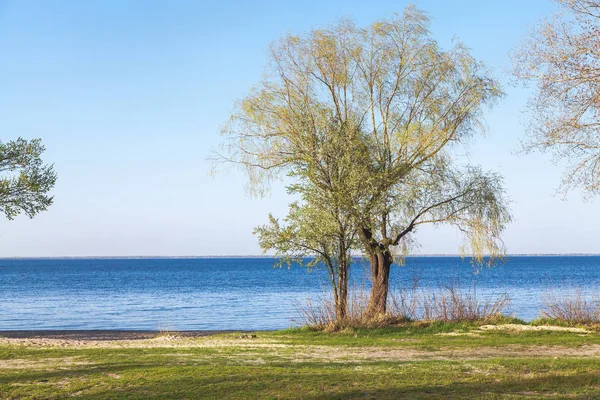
{"left": 0, "top": 138, "right": 57, "bottom": 220}
{"left": 512, "top": 0, "right": 600, "bottom": 196}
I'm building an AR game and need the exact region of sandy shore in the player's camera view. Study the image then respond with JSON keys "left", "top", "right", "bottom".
{"left": 0, "top": 330, "right": 254, "bottom": 341}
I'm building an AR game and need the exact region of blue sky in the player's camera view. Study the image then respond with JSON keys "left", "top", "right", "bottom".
{"left": 1, "top": 0, "right": 598, "bottom": 257}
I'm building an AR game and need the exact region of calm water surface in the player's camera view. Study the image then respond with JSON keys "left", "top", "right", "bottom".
{"left": 0, "top": 256, "right": 599, "bottom": 330}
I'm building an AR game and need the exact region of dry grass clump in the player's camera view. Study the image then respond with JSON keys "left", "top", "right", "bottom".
{"left": 541, "top": 288, "right": 600, "bottom": 325}
{"left": 298, "top": 278, "right": 511, "bottom": 331}
{"left": 297, "top": 289, "right": 407, "bottom": 331}
{"left": 417, "top": 284, "right": 510, "bottom": 323}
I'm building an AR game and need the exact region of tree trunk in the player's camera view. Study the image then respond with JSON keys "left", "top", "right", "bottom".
{"left": 335, "top": 255, "right": 349, "bottom": 323}
{"left": 366, "top": 249, "right": 392, "bottom": 317}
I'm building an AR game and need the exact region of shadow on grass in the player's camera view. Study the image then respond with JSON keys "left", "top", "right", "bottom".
{"left": 298, "top": 373, "right": 600, "bottom": 399}
{"left": 2, "top": 361, "right": 600, "bottom": 399}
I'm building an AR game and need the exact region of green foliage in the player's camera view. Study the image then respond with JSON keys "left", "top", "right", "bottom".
{"left": 0, "top": 138, "right": 57, "bottom": 220}
{"left": 254, "top": 192, "right": 353, "bottom": 270}
{"left": 219, "top": 5, "right": 511, "bottom": 264}
{"left": 255, "top": 185, "right": 357, "bottom": 321}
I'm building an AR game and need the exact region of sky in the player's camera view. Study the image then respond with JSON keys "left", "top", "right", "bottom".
{"left": 1, "top": 0, "right": 599, "bottom": 257}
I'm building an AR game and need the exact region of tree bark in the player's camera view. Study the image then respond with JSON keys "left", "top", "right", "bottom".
{"left": 366, "top": 249, "right": 393, "bottom": 317}
{"left": 335, "top": 254, "right": 349, "bottom": 323}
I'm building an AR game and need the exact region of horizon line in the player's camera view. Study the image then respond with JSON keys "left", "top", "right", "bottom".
{"left": 1, "top": 253, "right": 600, "bottom": 259}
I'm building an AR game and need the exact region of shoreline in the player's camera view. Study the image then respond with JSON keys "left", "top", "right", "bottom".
{"left": 0, "top": 330, "right": 260, "bottom": 340}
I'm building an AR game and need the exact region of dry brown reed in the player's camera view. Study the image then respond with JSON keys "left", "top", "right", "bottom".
{"left": 541, "top": 288, "right": 600, "bottom": 324}
{"left": 297, "top": 278, "right": 511, "bottom": 330}
{"left": 416, "top": 281, "right": 510, "bottom": 322}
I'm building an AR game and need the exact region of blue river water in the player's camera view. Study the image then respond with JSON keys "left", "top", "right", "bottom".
{"left": 0, "top": 256, "right": 599, "bottom": 330}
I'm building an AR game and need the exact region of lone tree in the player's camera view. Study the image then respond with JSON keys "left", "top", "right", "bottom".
{"left": 219, "top": 6, "right": 511, "bottom": 318}
{"left": 0, "top": 138, "right": 57, "bottom": 220}
{"left": 512, "top": 0, "right": 600, "bottom": 196}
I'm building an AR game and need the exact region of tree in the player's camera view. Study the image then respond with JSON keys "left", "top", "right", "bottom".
{"left": 512, "top": 0, "right": 600, "bottom": 196}
{"left": 254, "top": 118, "right": 365, "bottom": 323}
{"left": 219, "top": 6, "right": 511, "bottom": 318}
{"left": 255, "top": 187, "right": 357, "bottom": 323}
{"left": 0, "top": 138, "right": 57, "bottom": 220}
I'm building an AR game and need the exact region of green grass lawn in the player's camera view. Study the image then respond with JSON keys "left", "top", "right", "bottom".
{"left": 2, "top": 322, "right": 600, "bottom": 399}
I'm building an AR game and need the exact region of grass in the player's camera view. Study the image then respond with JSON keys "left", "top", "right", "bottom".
{"left": 2, "top": 321, "right": 600, "bottom": 399}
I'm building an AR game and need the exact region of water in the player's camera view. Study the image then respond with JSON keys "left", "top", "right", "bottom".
{"left": 0, "top": 256, "right": 599, "bottom": 331}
